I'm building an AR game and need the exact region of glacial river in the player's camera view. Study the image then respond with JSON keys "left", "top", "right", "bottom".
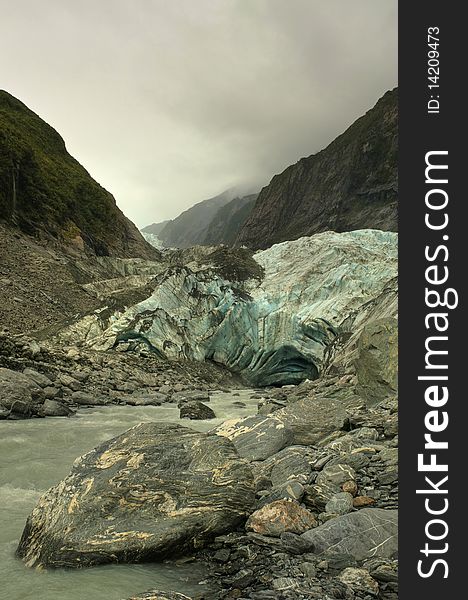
{"left": 0, "top": 391, "right": 258, "bottom": 600}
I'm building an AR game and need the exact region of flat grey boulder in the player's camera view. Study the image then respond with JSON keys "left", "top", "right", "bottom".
{"left": 275, "top": 397, "right": 348, "bottom": 445}
{"left": 301, "top": 508, "right": 398, "bottom": 561}
{"left": 214, "top": 415, "right": 293, "bottom": 461}
{"left": 17, "top": 423, "right": 255, "bottom": 568}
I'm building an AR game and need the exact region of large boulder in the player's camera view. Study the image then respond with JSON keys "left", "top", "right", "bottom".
{"left": 301, "top": 508, "right": 398, "bottom": 561}
{"left": 0, "top": 367, "right": 44, "bottom": 418}
{"left": 17, "top": 423, "right": 255, "bottom": 568}
{"left": 275, "top": 397, "right": 348, "bottom": 445}
{"left": 214, "top": 415, "right": 293, "bottom": 461}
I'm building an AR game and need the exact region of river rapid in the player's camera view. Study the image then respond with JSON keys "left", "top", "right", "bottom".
{"left": 0, "top": 390, "right": 258, "bottom": 600}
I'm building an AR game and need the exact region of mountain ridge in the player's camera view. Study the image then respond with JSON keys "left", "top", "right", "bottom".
{"left": 236, "top": 88, "right": 398, "bottom": 249}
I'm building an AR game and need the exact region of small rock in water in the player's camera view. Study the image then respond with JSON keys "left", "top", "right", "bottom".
{"left": 301, "top": 508, "right": 398, "bottom": 561}
{"left": 125, "top": 392, "right": 166, "bottom": 406}
{"left": 180, "top": 401, "right": 216, "bottom": 420}
{"left": 214, "top": 415, "right": 293, "bottom": 461}
{"left": 40, "top": 400, "right": 75, "bottom": 417}
{"left": 173, "top": 390, "right": 210, "bottom": 405}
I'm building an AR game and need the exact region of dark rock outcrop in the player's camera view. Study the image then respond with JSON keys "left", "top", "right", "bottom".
{"left": 0, "top": 90, "right": 157, "bottom": 260}
{"left": 180, "top": 401, "right": 216, "bottom": 420}
{"left": 236, "top": 89, "right": 397, "bottom": 249}
{"left": 17, "top": 423, "right": 255, "bottom": 568}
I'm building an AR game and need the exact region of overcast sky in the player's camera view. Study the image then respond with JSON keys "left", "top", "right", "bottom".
{"left": 1, "top": 1, "right": 397, "bottom": 228}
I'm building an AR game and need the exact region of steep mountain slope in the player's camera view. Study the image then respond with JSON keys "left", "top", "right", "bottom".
{"left": 236, "top": 88, "right": 398, "bottom": 249}
{"left": 0, "top": 91, "right": 157, "bottom": 259}
{"left": 141, "top": 220, "right": 172, "bottom": 236}
{"left": 203, "top": 194, "right": 258, "bottom": 246}
{"left": 158, "top": 188, "right": 241, "bottom": 248}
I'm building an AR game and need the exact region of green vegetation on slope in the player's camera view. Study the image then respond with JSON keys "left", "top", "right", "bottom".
{"left": 0, "top": 91, "right": 156, "bottom": 258}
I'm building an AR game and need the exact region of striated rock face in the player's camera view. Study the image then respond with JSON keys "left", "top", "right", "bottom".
{"left": 0, "top": 91, "right": 157, "bottom": 259}
{"left": 301, "top": 508, "right": 398, "bottom": 561}
{"left": 180, "top": 401, "right": 216, "bottom": 420}
{"left": 71, "top": 229, "right": 397, "bottom": 387}
{"left": 236, "top": 89, "right": 397, "bottom": 250}
{"left": 17, "top": 423, "right": 255, "bottom": 568}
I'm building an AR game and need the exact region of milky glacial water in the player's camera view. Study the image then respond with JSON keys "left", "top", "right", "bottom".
{"left": 0, "top": 391, "right": 258, "bottom": 600}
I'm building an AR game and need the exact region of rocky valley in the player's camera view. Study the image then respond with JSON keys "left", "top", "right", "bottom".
{"left": 1, "top": 89, "right": 398, "bottom": 600}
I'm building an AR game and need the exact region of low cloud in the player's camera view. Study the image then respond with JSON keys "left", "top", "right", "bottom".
{"left": 1, "top": 0, "right": 397, "bottom": 227}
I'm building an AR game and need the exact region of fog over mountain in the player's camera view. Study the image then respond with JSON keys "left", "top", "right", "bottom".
{"left": 1, "top": 0, "right": 397, "bottom": 227}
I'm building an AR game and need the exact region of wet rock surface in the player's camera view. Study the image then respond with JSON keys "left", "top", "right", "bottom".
{"left": 301, "top": 508, "right": 398, "bottom": 560}
{"left": 17, "top": 423, "right": 255, "bottom": 568}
